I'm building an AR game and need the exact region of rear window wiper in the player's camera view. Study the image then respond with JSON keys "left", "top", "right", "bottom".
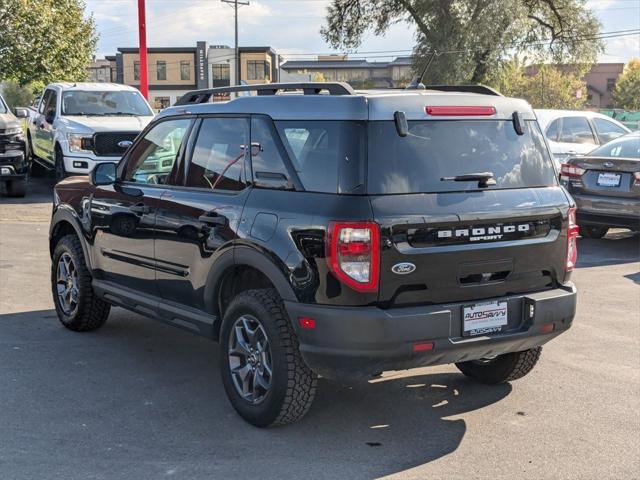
{"left": 441, "top": 172, "right": 496, "bottom": 187}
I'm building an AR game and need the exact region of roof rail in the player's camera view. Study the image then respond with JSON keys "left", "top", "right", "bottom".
{"left": 423, "top": 85, "right": 503, "bottom": 96}
{"left": 175, "top": 82, "right": 355, "bottom": 105}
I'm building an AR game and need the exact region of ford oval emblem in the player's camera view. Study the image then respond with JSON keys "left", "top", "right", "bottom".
{"left": 392, "top": 262, "right": 416, "bottom": 275}
{"left": 118, "top": 140, "right": 133, "bottom": 148}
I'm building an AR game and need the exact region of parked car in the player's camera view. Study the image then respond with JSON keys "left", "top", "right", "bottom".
{"left": 0, "top": 93, "right": 30, "bottom": 197}
{"left": 27, "top": 83, "right": 155, "bottom": 181}
{"left": 49, "top": 82, "right": 578, "bottom": 427}
{"left": 561, "top": 131, "right": 640, "bottom": 238}
{"left": 536, "top": 109, "right": 630, "bottom": 165}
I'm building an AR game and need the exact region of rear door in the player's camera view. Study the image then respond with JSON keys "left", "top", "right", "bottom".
{"left": 367, "top": 118, "right": 570, "bottom": 312}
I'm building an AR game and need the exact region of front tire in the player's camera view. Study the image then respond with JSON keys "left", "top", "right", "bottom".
{"left": 455, "top": 347, "right": 542, "bottom": 384}
{"left": 6, "top": 177, "right": 27, "bottom": 197}
{"left": 51, "top": 234, "right": 110, "bottom": 331}
{"left": 54, "top": 146, "right": 67, "bottom": 183}
{"left": 220, "top": 289, "right": 317, "bottom": 427}
{"left": 580, "top": 225, "right": 608, "bottom": 239}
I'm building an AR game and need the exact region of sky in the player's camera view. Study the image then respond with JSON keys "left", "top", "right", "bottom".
{"left": 88, "top": 0, "right": 640, "bottom": 63}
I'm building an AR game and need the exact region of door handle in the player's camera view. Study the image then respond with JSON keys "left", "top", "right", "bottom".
{"left": 130, "top": 204, "right": 150, "bottom": 214}
{"left": 198, "top": 213, "right": 227, "bottom": 226}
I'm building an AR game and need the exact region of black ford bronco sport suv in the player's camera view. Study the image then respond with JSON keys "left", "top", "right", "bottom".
{"left": 49, "top": 82, "right": 578, "bottom": 427}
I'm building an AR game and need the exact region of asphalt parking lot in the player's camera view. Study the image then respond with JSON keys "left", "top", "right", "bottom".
{"left": 1, "top": 174, "right": 639, "bottom": 480}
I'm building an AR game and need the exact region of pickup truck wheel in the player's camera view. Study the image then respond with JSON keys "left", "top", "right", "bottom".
{"left": 6, "top": 177, "right": 27, "bottom": 197}
{"left": 580, "top": 225, "right": 608, "bottom": 239}
{"left": 220, "top": 289, "right": 317, "bottom": 427}
{"left": 54, "top": 147, "right": 67, "bottom": 182}
{"left": 455, "top": 347, "right": 542, "bottom": 384}
{"left": 51, "top": 234, "right": 110, "bottom": 332}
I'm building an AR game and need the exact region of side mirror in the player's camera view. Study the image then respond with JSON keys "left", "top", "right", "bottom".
{"left": 14, "top": 108, "right": 29, "bottom": 119}
{"left": 91, "top": 162, "right": 117, "bottom": 186}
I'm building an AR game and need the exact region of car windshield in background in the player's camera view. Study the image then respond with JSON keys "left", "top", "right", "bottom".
{"left": 368, "top": 120, "right": 557, "bottom": 194}
{"left": 588, "top": 134, "right": 640, "bottom": 158}
{"left": 0, "top": 96, "right": 7, "bottom": 114}
{"left": 61, "top": 90, "right": 153, "bottom": 116}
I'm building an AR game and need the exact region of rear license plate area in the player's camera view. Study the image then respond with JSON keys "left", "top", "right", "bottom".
{"left": 462, "top": 300, "right": 508, "bottom": 337}
{"left": 597, "top": 172, "right": 621, "bottom": 187}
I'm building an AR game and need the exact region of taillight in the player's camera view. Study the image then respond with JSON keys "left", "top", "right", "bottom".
{"left": 560, "top": 163, "right": 586, "bottom": 181}
{"left": 425, "top": 106, "right": 496, "bottom": 116}
{"left": 326, "top": 221, "right": 380, "bottom": 292}
{"left": 566, "top": 207, "right": 579, "bottom": 272}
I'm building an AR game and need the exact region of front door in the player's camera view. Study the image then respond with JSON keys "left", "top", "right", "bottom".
{"left": 90, "top": 117, "right": 193, "bottom": 296}
{"left": 154, "top": 116, "right": 251, "bottom": 311}
{"left": 34, "top": 89, "right": 57, "bottom": 162}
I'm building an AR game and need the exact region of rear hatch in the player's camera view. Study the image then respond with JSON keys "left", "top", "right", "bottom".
{"left": 564, "top": 155, "right": 640, "bottom": 200}
{"left": 367, "top": 116, "right": 571, "bottom": 308}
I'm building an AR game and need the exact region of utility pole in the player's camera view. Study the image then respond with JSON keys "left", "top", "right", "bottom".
{"left": 221, "top": 0, "right": 249, "bottom": 86}
{"left": 137, "top": 0, "right": 148, "bottom": 99}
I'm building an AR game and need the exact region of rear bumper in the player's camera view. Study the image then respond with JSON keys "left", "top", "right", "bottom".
{"left": 285, "top": 284, "right": 577, "bottom": 381}
{"left": 573, "top": 193, "right": 640, "bottom": 229}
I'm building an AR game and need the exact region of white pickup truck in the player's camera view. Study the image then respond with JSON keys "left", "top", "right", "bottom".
{"left": 27, "top": 83, "right": 155, "bottom": 180}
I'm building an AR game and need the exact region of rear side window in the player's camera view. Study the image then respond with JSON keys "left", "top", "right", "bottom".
{"left": 558, "top": 117, "right": 596, "bottom": 145}
{"left": 368, "top": 120, "right": 557, "bottom": 194}
{"left": 545, "top": 119, "right": 560, "bottom": 141}
{"left": 275, "top": 121, "right": 365, "bottom": 194}
{"left": 186, "top": 117, "right": 249, "bottom": 191}
{"left": 250, "top": 117, "right": 292, "bottom": 189}
{"left": 593, "top": 118, "right": 627, "bottom": 144}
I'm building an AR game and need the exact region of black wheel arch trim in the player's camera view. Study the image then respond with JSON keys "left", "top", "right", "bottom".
{"left": 50, "top": 207, "right": 92, "bottom": 270}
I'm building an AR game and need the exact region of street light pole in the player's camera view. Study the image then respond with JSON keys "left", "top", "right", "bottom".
{"left": 137, "top": 0, "right": 148, "bottom": 99}
{"left": 221, "top": 0, "right": 249, "bottom": 86}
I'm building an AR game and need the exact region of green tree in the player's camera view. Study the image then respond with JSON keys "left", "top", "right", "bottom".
{"left": 1, "top": 80, "right": 34, "bottom": 109}
{"left": 0, "top": 0, "right": 98, "bottom": 86}
{"left": 487, "top": 60, "right": 587, "bottom": 109}
{"left": 612, "top": 59, "right": 640, "bottom": 110}
{"left": 321, "top": 0, "right": 603, "bottom": 84}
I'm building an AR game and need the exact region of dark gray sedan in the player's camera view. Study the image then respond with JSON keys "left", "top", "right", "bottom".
{"left": 561, "top": 132, "right": 640, "bottom": 238}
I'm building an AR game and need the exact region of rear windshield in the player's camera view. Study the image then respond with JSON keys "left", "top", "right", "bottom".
{"left": 368, "top": 120, "right": 557, "bottom": 194}
{"left": 588, "top": 135, "right": 640, "bottom": 158}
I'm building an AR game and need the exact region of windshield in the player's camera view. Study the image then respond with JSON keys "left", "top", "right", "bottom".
{"left": 588, "top": 134, "right": 640, "bottom": 158}
{"left": 368, "top": 120, "right": 557, "bottom": 194}
{"left": 0, "top": 95, "right": 7, "bottom": 114}
{"left": 61, "top": 90, "right": 153, "bottom": 116}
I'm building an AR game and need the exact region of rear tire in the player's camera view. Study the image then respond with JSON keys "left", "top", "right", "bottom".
{"left": 51, "top": 234, "right": 110, "bottom": 332}
{"left": 580, "top": 225, "right": 608, "bottom": 239}
{"left": 219, "top": 289, "right": 317, "bottom": 427}
{"left": 455, "top": 347, "right": 542, "bottom": 384}
{"left": 6, "top": 177, "right": 27, "bottom": 197}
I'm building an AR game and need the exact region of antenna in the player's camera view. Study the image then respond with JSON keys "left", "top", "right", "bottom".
{"left": 406, "top": 51, "right": 437, "bottom": 90}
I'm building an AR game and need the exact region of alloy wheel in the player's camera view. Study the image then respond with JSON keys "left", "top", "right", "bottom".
{"left": 56, "top": 252, "right": 79, "bottom": 315}
{"left": 228, "top": 314, "right": 273, "bottom": 405}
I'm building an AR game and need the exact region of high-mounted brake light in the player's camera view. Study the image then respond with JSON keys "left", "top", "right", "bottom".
{"left": 326, "top": 221, "right": 380, "bottom": 292}
{"left": 425, "top": 106, "right": 496, "bottom": 116}
{"left": 560, "top": 163, "right": 586, "bottom": 180}
{"left": 566, "top": 207, "right": 579, "bottom": 272}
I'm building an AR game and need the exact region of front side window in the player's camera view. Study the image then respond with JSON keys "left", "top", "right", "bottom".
{"left": 157, "top": 61, "right": 167, "bottom": 80}
{"left": 186, "top": 117, "right": 249, "bottom": 191}
{"left": 367, "top": 120, "right": 557, "bottom": 194}
{"left": 559, "top": 117, "right": 596, "bottom": 145}
{"left": 593, "top": 118, "right": 627, "bottom": 144}
{"left": 124, "top": 118, "right": 192, "bottom": 184}
{"left": 545, "top": 119, "right": 560, "bottom": 141}
{"left": 39, "top": 90, "right": 53, "bottom": 114}
{"left": 180, "top": 60, "right": 190, "bottom": 80}
{"left": 276, "top": 120, "right": 365, "bottom": 194}
{"left": 61, "top": 90, "right": 153, "bottom": 116}
{"left": 0, "top": 95, "right": 7, "bottom": 114}
{"left": 43, "top": 89, "right": 57, "bottom": 120}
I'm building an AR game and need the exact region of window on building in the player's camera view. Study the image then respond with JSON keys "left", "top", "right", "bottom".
{"left": 180, "top": 60, "right": 190, "bottom": 80}
{"left": 212, "top": 64, "right": 230, "bottom": 80}
{"left": 157, "top": 61, "right": 167, "bottom": 81}
{"left": 153, "top": 96, "right": 171, "bottom": 111}
{"left": 247, "top": 60, "right": 270, "bottom": 81}
{"left": 606, "top": 78, "right": 615, "bottom": 92}
{"left": 134, "top": 61, "right": 140, "bottom": 81}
